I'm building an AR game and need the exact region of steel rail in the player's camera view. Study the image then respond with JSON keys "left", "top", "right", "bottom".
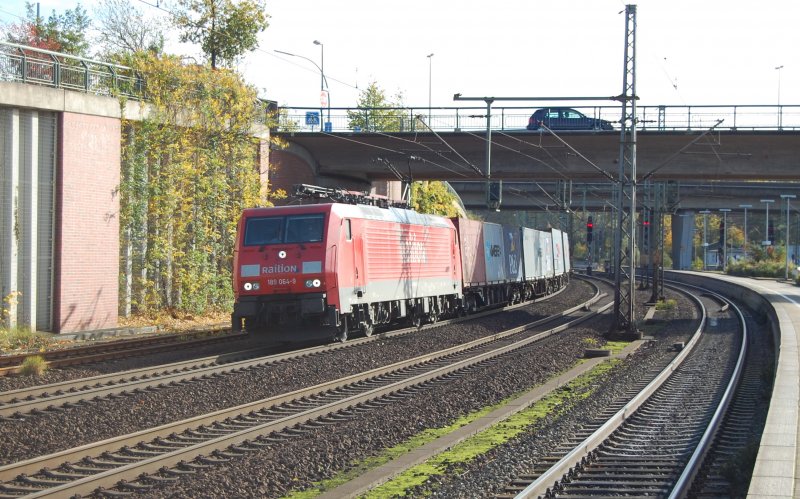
{"left": 668, "top": 286, "right": 748, "bottom": 497}
{"left": 514, "top": 284, "right": 710, "bottom": 498}
{"left": 514, "top": 282, "right": 746, "bottom": 498}
{"left": 0, "top": 281, "right": 592, "bottom": 417}
{"left": 0, "top": 330, "right": 243, "bottom": 374}
{"left": 0, "top": 294, "right": 612, "bottom": 497}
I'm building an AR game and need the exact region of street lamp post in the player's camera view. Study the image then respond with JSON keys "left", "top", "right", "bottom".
{"left": 776, "top": 65, "right": 784, "bottom": 128}
{"left": 275, "top": 45, "right": 330, "bottom": 132}
{"left": 313, "top": 40, "right": 329, "bottom": 131}
{"left": 781, "top": 194, "right": 796, "bottom": 279}
{"left": 739, "top": 204, "right": 752, "bottom": 259}
{"left": 761, "top": 199, "right": 775, "bottom": 246}
{"left": 719, "top": 208, "right": 730, "bottom": 271}
{"left": 427, "top": 53, "right": 434, "bottom": 120}
{"left": 699, "top": 210, "right": 711, "bottom": 270}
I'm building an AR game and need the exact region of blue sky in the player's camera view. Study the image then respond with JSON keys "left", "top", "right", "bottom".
{"left": 1, "top": 0, "right": 798, "bottom": 109}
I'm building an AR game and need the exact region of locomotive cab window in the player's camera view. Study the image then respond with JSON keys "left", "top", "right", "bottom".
{"left": 244, "top": 216, "right": 284, "bottom": 246}
{"left": 286, "top": 214, "right": 325, "bottom": 243}
{"left": 345, "top": 219, "right": 352, "bottom": 241}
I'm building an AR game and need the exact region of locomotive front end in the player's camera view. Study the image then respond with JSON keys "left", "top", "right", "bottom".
{"left": 232, "top": 207, "right": 338, "bottom": 339}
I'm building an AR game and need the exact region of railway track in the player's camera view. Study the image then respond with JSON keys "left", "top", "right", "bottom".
{"left": 504, "top": 284, "right": 746, "bottom": 498}
{"left": 0, "top": 328, "right": 243, "bottom": 376}
{"left": 0, "top": 282, "right": 596, "bottom": 419}
{"left": 0, "top": 286, "right": 610, "bottom": 497}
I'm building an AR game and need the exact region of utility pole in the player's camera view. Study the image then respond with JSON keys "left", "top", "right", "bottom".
{"left": 611, "top": 4, "right": 640, "bottom": 338}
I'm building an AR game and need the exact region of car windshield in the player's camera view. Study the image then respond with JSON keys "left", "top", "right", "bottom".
{"left": 243, "top": 214, "right": 325, "bottom": 246}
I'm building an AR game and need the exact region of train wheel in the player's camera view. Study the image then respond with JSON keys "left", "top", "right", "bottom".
{"left": 363, "top": 323, "right": 373, "bottom": 337}
{"left": 411, "top": 312, "right": 422, "bottom": 329}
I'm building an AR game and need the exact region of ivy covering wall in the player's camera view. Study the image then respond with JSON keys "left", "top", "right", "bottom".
{"left": 118, "top": 53, "right": 278, "bottom": 316}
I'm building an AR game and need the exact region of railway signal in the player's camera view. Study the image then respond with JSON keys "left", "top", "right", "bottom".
{"left": 586, "top": 216, "right": 593, "bottom": 243}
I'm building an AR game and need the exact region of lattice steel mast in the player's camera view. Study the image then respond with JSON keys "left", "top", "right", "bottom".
{"left": 611, "top": 4, "right": 639, "bottom": 334}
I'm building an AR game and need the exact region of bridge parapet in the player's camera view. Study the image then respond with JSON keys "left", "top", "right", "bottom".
{"left": 279, "top": 104, "right": 800, "bottom": 134}
{"left": 0, "top": 41, "right": 144, "bottom": 99}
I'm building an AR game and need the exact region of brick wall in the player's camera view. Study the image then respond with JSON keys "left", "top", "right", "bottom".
{"left": 269, "top": 150, "right": 317, "bottom": 204}
{"left": 55, "top": 112, "right": 120, "bottom": 332}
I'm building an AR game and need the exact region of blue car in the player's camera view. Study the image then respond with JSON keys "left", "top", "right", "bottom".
{"left": 527, "top": 107, "right": 614, "bottom": 131}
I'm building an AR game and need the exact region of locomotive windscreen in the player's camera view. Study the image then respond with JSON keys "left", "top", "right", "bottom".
{"left": 244, "top": 217, "right": 284, "bottom": 245}
{"left": 243, "top": 214, "right": 325, "bottom": 246}
{"left": 286, "top": 214, "right": 324, "bottom": 243}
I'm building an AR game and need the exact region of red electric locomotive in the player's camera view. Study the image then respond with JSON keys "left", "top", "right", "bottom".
{"left": 232, "top": 198, "right": 463, "bottom": 341}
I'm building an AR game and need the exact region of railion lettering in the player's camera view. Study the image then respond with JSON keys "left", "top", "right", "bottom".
{"left": 262, "top": 263, "right": 298, "bottom": 274}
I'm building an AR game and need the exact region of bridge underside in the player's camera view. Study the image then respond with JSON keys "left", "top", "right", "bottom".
{"left": 450, "top": 180, "right": 800, "bottom": 212}
{"left": 276, "top": 130, "right": 800, "bottom": 183}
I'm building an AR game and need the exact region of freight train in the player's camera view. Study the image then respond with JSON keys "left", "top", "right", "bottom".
{"left": 231, "top": 187, "right": 571, "bottom": 342}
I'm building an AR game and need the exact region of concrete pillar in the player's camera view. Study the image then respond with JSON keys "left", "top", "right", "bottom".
{"left": 22, "top": 111, "right": 38, "bottom": 327}
{"left": 1, "top": 109, "right": 20, "bottom": 327}
{"left": 671, "top": 210, "right": 696, "bottom": 270}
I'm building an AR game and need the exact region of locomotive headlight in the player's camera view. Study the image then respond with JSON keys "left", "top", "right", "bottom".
{"left": 278, "top": 250, "right": 287, "bottom": 259}
{"left": 252, "top": 282, "right": 260, "bottom": 290}
{"left": 244, "top": 282, "right": 253, "bottom": 291}
{"left": 312, "top": 279, "right": 321, "bottom": 287}
{"left": 305, "top": 279, "right": 322, "bottom": 288}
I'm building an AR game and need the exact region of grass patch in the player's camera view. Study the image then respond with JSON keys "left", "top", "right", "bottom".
{"left": 118, "top": 308, "right": 231, "bottom": 333}
{"left": 655, "top": 299, "right": 677, "bottom": 311}
{"left": 284, "top": 340, "right": 630, "bottom": 499}
{"left": 0, "top": 327, "right": 67, "bottom": 354}
{"left": 604, "top": 341, "right": 630, "bottom": 355}
{"left": 365, "top": 359, "right": 620, "bottom": 498}
{"left": 284, "top": 353, "right": 625, "bottom": 498}
{"left": 582, "top": 337, "right": 599, "bottom": 348}
{"left": 284, "top": 404, "right": 507, "bottom": 498}
{"left": 19, "top": 355, "right": 48, "bottom": 376}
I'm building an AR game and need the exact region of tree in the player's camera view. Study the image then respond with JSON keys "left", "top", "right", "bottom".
{"left": 94, "top": 0, "right": 165, "bottom": 57}
{"left": 410, "top": 181, "right": 462, "bottom": 217}
{"left": 174, "top": 0, "right": 269, "bottom": 69}
{"left": 347, "top": 81, "right": 407, "bottom": 132}
{"left": 119, "top": 53, "right": 283, "bottom": 315}
{"left": 3, "top": 1, "right": 90, "bottom": 56}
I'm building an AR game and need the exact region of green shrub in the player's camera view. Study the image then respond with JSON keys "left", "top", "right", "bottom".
{"left": 727, "top": 259, "right": 784, "bottom": 278}
{"left": 1, "top": 327, "right": 36, "bottom": 351}
{"left": 19, "top": 355, "right": 48, "bottom": 376}
{"left": 655, "top": 299, "right": 677, "bottom": 310}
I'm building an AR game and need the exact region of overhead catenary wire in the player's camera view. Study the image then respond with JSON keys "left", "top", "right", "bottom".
{"left": 415, "top": 115, "right": 485, "bottom": 177}
{"left": 365, "top": 127, "right": 479, "bottom": 177}
{"left": 477, "top": 130, "right": 570, "bottom": 179}
{"left": 316, "top": 131, "right": 472, "bottom": 178}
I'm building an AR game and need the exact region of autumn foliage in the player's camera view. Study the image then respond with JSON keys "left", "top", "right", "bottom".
{"left": 119, "top": 53, "right": 280, "bottom": 316}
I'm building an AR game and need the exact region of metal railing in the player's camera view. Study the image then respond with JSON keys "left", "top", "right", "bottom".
{"left": 3, "top": 42, "right": 798, "bottom": 133}
{"left": 0, "top": 41, "right": 145, "bottom": 99}
{"left": 278, "top": 104, "right": 800, "bottom": 133}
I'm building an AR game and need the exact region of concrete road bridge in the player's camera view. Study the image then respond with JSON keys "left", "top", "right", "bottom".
{"left": 273, "top": 106, "right": 800, "bottom": 185}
